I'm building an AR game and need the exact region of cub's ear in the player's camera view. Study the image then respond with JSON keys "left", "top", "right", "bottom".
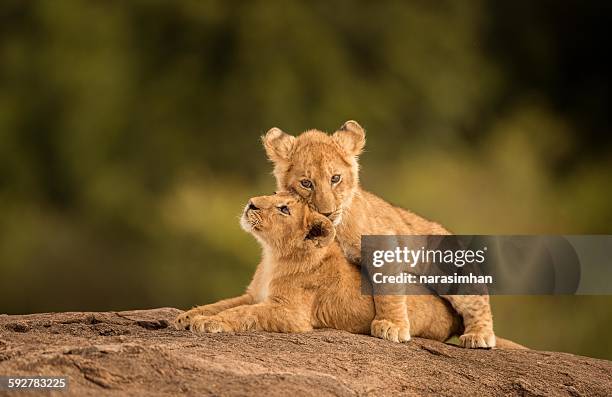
{"left": 305, "top": 213, "right": 336, "bottom": 248}
{"left": 262, "top": 127, "right": 295, "bottom": 163}
{"left": 333, "top": 120, "right": 365, "bottom": 156}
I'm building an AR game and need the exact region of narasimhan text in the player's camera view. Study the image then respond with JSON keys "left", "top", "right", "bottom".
{"left": 372, "top": 272, "right": 493, "bottom": 285}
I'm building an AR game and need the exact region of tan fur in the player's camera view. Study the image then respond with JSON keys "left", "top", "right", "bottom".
{"left": 175, "top": 193, "right": 462, "bottom": 342}
{"left": 260, "top": 121, "right": 496, "bottom": 348}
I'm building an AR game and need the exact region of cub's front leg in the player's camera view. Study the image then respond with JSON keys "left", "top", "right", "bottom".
{"left": 340, "top": 234, "right": 411, "bottom": 343}
{"left": 371, "top": 295, "right": 411, "bottom": 343}
{"left": 174, "top": 293, "right": 253, "bottom": 330}
{"left": 191, "top": 303, "right": 312, "bottom": 334}
{"left": 443, "top": 294, "right": 496, "bottom": 348}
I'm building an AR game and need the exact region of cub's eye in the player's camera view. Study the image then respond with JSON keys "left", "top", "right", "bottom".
{"left": 300, "top": 179, "right": 313, "bottom": 189}
{"left": 331, "top": 174, "right": 341, "bottom": 184}
{"left": 278, "top": 205, "right": 291, "bottom": 215}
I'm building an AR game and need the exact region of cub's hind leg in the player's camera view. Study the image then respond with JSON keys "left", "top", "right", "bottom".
{"left": 406, "top": 295, "right": 463, "bottom": 342}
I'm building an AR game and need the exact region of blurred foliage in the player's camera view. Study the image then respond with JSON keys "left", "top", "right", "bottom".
{"left": 0, "top": 1, "right": 610, "bottom": 359}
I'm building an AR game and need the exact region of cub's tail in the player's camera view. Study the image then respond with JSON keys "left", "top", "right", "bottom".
{"left": 495, "top": 336, "right": 528, "bottom": 350}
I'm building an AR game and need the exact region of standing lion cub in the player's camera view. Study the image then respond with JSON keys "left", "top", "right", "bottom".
{"left": 262, "top": 121, "right": 496, "bottom": 348}
{"left": 174, "top": 192, "right": 462, "bottom": 342}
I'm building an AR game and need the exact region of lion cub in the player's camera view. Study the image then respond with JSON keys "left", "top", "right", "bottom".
{"left": 175, "top": 192, "right": 461, "bottom": 342}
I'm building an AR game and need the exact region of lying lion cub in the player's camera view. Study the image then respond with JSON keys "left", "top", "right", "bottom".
{"left": 175, "top": 192, "right": 462, "bottom": 341}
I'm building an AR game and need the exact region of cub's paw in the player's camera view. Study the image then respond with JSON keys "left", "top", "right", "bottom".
{"left": 174, "top": 309, "right": 201, "bottom": 330}
{"left": 371, "top": 319, "right": 411, "bottom": 343}
{"left": 191, "top": 316, "right": 233, "bottom": 334}
{"left": 459, "top": 330, "right": 496, "bottom": 349}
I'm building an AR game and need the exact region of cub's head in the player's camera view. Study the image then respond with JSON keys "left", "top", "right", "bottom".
{"left": 240, "top": 192, "right": 335, "bottom": 254}
{"left": 262, "top": 120, "right": 365, "bottom": 226}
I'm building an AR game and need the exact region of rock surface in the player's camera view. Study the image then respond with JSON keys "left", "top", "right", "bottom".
{"left": 0, "top": 308, "right": 610, "bottom": 396}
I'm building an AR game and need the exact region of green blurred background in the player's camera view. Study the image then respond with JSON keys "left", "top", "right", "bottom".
{"left": 1, "top": 1, "right": 611, "bottom": 359}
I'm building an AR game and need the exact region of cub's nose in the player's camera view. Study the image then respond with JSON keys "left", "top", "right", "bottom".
{"left": 247, "top": 202, "right": 259, "bottom": 211}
